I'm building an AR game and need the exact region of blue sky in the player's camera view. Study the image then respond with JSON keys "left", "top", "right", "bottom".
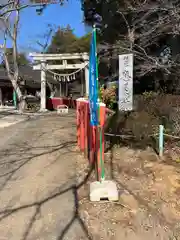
{"left": 18, "top": 0, "right": 88, "bottom": 53}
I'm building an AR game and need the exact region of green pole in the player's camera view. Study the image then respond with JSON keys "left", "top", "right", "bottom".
{"left": 13, "top": 90, "right": 17, "bottom": 109}
{"left": 93, "top": 26, "right": 105, "bottom": 181}
{"left": 159, "top": 125, "right": 164, "bottom": 158}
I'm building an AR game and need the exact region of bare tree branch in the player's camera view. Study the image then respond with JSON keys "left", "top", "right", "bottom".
{"left": 0, "top": 0, "right": 66, "bottom": 111}
{"left": 91, "top": 0, "right": 180, "bottom": 85}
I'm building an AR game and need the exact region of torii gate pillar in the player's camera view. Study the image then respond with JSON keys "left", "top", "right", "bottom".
{"left": 84, "top": 54, "right": 89, "bottom": 97}
{"left": 40, "top": 62, "right": 47, "bottom": 111}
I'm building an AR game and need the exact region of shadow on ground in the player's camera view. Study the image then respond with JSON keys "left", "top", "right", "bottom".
{"left": 0, "top": 127, "right": 94, "bottom": 240}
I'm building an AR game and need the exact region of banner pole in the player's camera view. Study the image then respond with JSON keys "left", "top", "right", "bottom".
{"left": 93, "top": 25, "right": 105, "bottom": 181}
{"left": 89, "top": 28, "right": 118, "bottom": 203}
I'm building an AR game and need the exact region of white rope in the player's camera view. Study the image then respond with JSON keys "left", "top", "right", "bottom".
{"left": 46, "top": 62, "right": 89, "bottom": 78}
{"left": 28, "top": 58, "right": 89, "bottom": 82}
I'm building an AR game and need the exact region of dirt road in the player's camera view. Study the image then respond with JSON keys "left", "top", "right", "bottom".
{"left": 0, "top": 111, "right": 89, "bottom": 240}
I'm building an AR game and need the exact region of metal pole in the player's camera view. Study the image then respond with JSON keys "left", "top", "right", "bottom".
{"left": 13, "top": 90, "right": 17, "bottom": 109}
{"left": 159, "top": 125, "right": 164, "bottom": 158}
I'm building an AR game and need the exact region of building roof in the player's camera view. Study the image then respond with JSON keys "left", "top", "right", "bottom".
{"left": 0, "top": 65, "right": 58, "bottom": 88}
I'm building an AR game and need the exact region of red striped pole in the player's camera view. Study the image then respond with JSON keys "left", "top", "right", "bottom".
{"left": 97, "top": 103, "right": 106, "bottom": 180}
{"left": 76, "top": 99, "right": 81, "bottom": 148}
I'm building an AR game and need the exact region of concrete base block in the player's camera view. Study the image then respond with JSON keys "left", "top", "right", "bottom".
{"left": 90, "top": 180, "right": 119, "bottom": 202}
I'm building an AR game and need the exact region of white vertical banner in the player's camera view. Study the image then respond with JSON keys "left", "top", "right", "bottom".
{"left": 118, "top": 54, "right": 133, "bottom": 111}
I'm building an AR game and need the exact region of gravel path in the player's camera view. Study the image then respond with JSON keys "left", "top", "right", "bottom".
{"left": 0, "top": 111, "right": 89, "bottom": 240}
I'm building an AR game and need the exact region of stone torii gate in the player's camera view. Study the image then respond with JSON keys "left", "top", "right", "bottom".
{"left": 29, "top": 52, "right": 89, "bottom": 111}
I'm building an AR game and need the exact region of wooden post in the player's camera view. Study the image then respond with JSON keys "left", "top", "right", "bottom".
{"left": 40, "top": 62, "right": 46, "bottom": 111}
{"left": 62, "top": 82, "right": 65, "bottom": 97}
{"left": 59, "top": 81, "right": 62, "bottom": 97}
{"left": 66, "top": 81, "right": 68, "bottom": 96}
{"left": 83, "top": 54, "right": 89, "bottom": 97}
{"left": 81, "top": 70, "right": 84, "bottom": 97}
{"left": 85, "top": 66, "right": 89, "bottom": 97}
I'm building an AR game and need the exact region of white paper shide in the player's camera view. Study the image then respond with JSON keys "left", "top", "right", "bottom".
{"left": 118, "top": 54, "right": 133, "bottom": 111}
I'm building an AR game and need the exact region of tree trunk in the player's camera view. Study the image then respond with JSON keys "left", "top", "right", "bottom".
{"left": 4, "top": 51, "right": 26, "bottom": 112}
{"left": 154, "top": 76, "right": 160, "bottom": 92}
{"left": 18, "top": 98, "right": 26, "bottom": 113}
{"left": 11, "top": 79, "right": 26, "bottom": 112}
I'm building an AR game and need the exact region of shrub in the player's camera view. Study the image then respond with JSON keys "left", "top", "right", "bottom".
{"left": 104, "top": 93, "right": 180, "bottom": 150}
{"left": 99, "top": 85, "right": 117, "bottom": 110}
